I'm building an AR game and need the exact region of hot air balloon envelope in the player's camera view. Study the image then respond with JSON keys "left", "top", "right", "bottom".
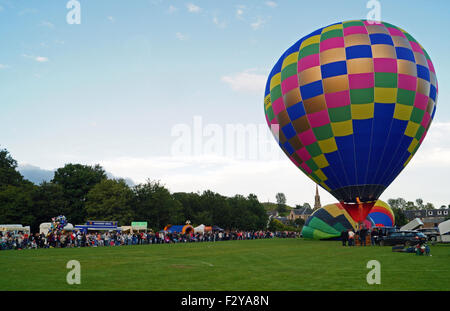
{"left": 264, "top": 20, "right": 437, "bottom": 222}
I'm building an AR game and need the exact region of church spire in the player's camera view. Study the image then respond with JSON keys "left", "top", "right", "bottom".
{"left": 314, "top": 184, "right": 321, "bottom": 210}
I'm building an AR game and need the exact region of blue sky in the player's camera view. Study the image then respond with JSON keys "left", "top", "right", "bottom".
{"left": 1, "top": 0, "right": 449, "bottom": 207}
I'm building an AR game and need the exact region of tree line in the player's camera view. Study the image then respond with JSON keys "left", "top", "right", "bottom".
{"left": 0, "top": 148, "right": 268, "bottom": 232}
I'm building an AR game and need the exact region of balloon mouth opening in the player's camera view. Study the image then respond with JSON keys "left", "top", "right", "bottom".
{"left": 340, "top": 198, "right": 376, "bottom": 223}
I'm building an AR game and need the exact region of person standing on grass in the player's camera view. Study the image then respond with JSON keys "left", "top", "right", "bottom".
{"left": 341, "top": 229, "right": 348, "bottom": 246}
{"left": 348, "top": 229, "right": 355, "bottom": 246}
{"left": 359, "top": 226, "right": 368, "bottom": 246}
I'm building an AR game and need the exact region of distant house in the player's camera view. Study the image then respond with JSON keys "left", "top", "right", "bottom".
{"left": 404, "top": 209, "right": 449, "bottom": 228}
{"left": 288, "top": 207, "right": 313, "bottom": 221}
{"left": 274, "top": 216, "right": 289, "bottom": 224}
{"left": 266, "top": 210, "right": 279, "bottom": 218}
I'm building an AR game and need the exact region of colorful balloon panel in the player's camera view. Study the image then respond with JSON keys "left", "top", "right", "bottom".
{"left": 264, "top": 20, "right": 438, "bottom": 205}
{"left": 301, "top": 203, "right": 357, "bottom": 239}
{"left": 302, "top": 200, "right": 394, "bottom": 239}
{"left": 368, "top": 200, "right": 395, "bottom": 227}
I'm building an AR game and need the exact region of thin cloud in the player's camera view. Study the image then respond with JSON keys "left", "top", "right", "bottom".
{"left": 35, "top": 56, "right": 49, "bottom": 63}
{"left": 213, "top": 16, "right": 226, "bottom": 29}
{"left": 0, "top": 64, "right": 9, "bottom": 69}
{"left": 251, "top": 17, "right": 266, "bottom": 30}
{"left": 40, "top": 20, "right": 54, "bottom": 28}
{"left": 107, "top": 16, "right": 115, "bottom": 22}
{"left": 236, "top": 5, "right": 245, "bottom": 19}
{"left": 266, "top": 1, "right": 277, "bottom": 8}
{"left": 186, "top": 3, "right": 201, "bottom": 13}
{"left": 23, "top": 54, "right": 49, "bottom": 63}
{"left": 176, "top": 32, "right": 189, "bottom": 41}
{"left": 221, "top": 69, "right": 267, "bottom": 93}
{"left": 168, "top": 5, "right": 177, "bottom": 13}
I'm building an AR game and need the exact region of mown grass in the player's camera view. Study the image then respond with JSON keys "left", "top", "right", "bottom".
{"left": 0, "top": 239, "right": 449, "bottom": 291}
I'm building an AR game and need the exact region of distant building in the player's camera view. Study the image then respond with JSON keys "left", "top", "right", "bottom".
{"left": 313, "top": 184, "right": 322, "bottom": 211}
{"left": 404, "top": 209, "right": 449, "bottom": 228}
{"left": 274, "top": 216, "right": 289, "bottom": 224}
{"left": 266, "top": 210, "right": 279, "bottom": 218}
{"left": 288, "top": 207, "right": 313, "bottom": 221}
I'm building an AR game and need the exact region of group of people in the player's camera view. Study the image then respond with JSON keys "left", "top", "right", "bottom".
{"left": 340, "top": 226, "right": 384, "bottom": 246}
{"left": 0, "top": 229, "right": 300, "bottom": 250}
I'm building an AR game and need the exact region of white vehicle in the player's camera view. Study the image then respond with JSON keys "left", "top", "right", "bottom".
{"left": 438, "top": 219, "right": 450, "bottom": 243}
{"left": 400, "top": 218, "right": 424, "bottom": 231}
{"left": 0, "top": 224, "right": 30, "bottom": 235}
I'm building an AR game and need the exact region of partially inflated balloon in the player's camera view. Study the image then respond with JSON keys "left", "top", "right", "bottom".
{"left": 302, "top": 200, "right": 394, "bottom": 240}
{"left": 368, "top": 200, "right": 395, "bottom": 227}
{"left": 301, "top": 203, "right": 356, "bottom": 239}
{"left": 264, "top": 20, "right": 437, "bottom": 222}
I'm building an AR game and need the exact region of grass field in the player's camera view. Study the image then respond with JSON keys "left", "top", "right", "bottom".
{"left": 1, "top": 239, "right": 449, "bottom": 291}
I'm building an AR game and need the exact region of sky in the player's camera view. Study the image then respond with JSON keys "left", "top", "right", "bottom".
{"left": 1, "top": 0, "right": 449, "bottom": 207}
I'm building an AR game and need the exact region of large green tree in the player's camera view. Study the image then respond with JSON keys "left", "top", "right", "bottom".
{"left": 275, "top": 192, "right": 288, "bottom": 214}
{"left": 85, "top": 179, "right": 134, "bottom": 225}
{"left": 132, "top": 180, "right": 183, "bottom": 230}
{"left": 52, "top": 163, "right": 107, "bottom": 224}
{"left": 30, "top": 182, "right": 67, "bottom": 230}
{"left": 0, "top": 148, "right": 26, "bottom": 187}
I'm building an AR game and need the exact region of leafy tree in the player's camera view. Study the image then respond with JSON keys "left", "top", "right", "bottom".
{"left": 388, "top": 198, "right": 407, "bottom": 210}
{"left": 392, "top": 208, "right": 408, "bottom": 227}
{"left": 52, "top": 163, "right": 107, "bottom": 224}
{"left": 0, "top": 183, "right": 36, "bottom": 229}
{"left": 275, "top": 192, "right": 288, "bottom": 214}
{"left": 416, "top": 198, "right": 424, "bottom": 210}
{"left": 133, "top": 180, "right": 183, "bottom": 230}
{"left": 85, "top": 179, "right": 134, "bottom": 226}
{"left": 405, "top": 201, "right": 417, "bottom": 210}
{"left": 424, "top": 202, "right": 435, "bottom": 210}
{"left": 0, "top": 148, "right": 26, "bottom": 187}
{"left": 31, "top": 182, "right": 67, "bottom": 229}
{"left": 268, "top": 218, "right": 285, "bottom": 232}
{"left": 294, "top": 218, "right": 305, "bottom": 227}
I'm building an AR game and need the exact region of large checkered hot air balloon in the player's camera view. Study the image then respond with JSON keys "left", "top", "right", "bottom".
{"left": 264, "top": 20, "right": 437, "bottom": 223}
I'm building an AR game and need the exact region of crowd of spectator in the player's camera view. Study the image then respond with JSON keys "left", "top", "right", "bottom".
{"left": 0, "top": 230, "right": 300, "bottom": 250}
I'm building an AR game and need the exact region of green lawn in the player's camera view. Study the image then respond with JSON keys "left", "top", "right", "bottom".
{"left": 1, "top": 239, "right": 449, "bottom": 291}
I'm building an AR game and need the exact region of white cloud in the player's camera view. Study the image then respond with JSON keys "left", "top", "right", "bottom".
{"left": 107, "top": 16, "right": 115, "bottom": 22}
{"left": 265, "top": 1, "right": 277, "bottom": 8}
{"left": 98, "top": 121, "right": 450, "bottom": 207}
{"left": 40, "top": 20, "right": 54, "bottom": 28}
{"left": 35, "top": 56, "right": 49, "bottom": 63}
{"left": 22, "top": 54, "right": 49, "bottom": 62}
{"left": 221, "top": 69, "right": 267, "bottom": 93}
{"left": 186, "top": 3, "right": 201, "bottom": 13}
{"left": 99, "top": 154, "right": 329, "bottom": 205}
{"left": 236, "top": 5, "right": 245, "bottom": 19}
{"left": 406, "top": 122, "right": 450, "bottom": 168}
{"left": 251, "top": 17, "right": 266, "bottom": 30}
{"left": 0, "top": 64, "right": 9, "bottom": 69}
{"left": 168, "top": 5, "right": 177, "bottom": 13}
{"left": 213, "top": 16, "right": 226, "bottom": 29}
{"left": 176, "top": 32, "right": 189, "bottom": 41}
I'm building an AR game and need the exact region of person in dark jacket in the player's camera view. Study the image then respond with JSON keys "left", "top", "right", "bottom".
{"left": 359, "top": 226, "right": 368, "bottom": 246}
{"left": 341, "top": 230, "right": 349, "bottom": 246}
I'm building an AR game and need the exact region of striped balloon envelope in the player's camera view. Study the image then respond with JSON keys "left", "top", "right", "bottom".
{"left": 368, "top": 200, "right": 395, "bottom": 227}
{"left": 301, "top": 203, "right": 357, "bottom": 240}
{"left": 264, "top": 20, "right": 437, "bottom": 222}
